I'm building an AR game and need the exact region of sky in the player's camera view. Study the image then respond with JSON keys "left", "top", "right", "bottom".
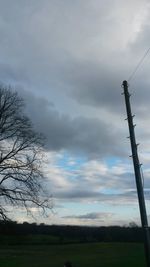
{"left": 1, "top": 0, "right": 150, "bottom": 226}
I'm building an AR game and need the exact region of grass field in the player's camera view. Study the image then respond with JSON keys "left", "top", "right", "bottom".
{"left": 0, "top": 242, "right": 146, "bottom": 267}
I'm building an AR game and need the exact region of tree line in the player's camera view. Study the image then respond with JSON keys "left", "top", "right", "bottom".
{"left": 0, "top": 220, "right": 145, "bottom": 244}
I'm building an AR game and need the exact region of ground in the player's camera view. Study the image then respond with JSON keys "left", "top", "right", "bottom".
{"left": 0, "top": 242, "right": 146, "bottom": 267}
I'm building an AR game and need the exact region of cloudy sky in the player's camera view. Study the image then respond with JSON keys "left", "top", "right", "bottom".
{"left": 1, "top": 0, "right": 150, "bottom": 226}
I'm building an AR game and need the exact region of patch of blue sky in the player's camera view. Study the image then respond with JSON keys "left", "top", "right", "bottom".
{"left": 59, "top": 202, "right": 109, "bottom": 216}
{"left": 54, "top": 198, "right": 140, "bottom": 226}
{"left": 56, "top": 152, "right": 86, "bottom": 172}
{"left": 101, "top": 188, "right": 123, "bottom": 195}
{"left": 59, "top": 202, "right": 138, "bottom": 221}
{"left": 104, "top": 156, "right": 128, "bottom": 168}
{"left": 57, "top": 154, "right": 129, "bottom": 173}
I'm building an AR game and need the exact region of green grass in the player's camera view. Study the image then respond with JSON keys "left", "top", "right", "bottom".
{"left": 0, "top": 242, "right": 146, "bottom": 267}
{"left": 0, "top": 235, "right": 60, "bottom": 246}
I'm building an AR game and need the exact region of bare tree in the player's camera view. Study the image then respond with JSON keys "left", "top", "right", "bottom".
{"left": 0, "top": 85, "right": 51, "bottom": 220}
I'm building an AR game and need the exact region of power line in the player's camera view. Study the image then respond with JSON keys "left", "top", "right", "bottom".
{"left": 128, "top": 47, "right": 150, "bottom": 82}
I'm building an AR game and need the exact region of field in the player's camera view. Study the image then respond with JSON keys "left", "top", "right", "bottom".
{"left": 0, "top": 242, "right": 146, "bottom": 267}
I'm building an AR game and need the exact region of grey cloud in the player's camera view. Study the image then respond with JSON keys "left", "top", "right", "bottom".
{"left": 54, "top": 190, "right": 102, "bottom": 200}
{"left": 0, "top": 0, "right": 149, "bottom": 160}
{"left": 66, "top": 55, "right": 150, "bottom": 117}
{"left": 0, "top": 0, "right": 144, "bottom": 111}
{"left": 53, "top": 186, "right": 140, "bottom": 204}
{"left": 0, "top": 1, "right": 116, "bottom": 86}
{"left": 65, "top": 61, "right": 124, "bottom": 113}
{"left": 63, "top": 212, "right": 114, "bottom": 220}
{"left": 0, "top": 0, "right": 149, "bottom": 124}
{"left": 17, "top": 90, "right": 127, "bottom": 158}
{"left": 122, "top": 11, "right": 150, "bottom": 113}
{"left": 129, "top": 9, "right": 150, "bottom": 56}
{"left": 65, "top": 191, "right": 136, "bottom": 202}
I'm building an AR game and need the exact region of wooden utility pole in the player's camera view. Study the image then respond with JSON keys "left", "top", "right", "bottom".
{"left": 122, "top": 80, "right": 150, "bottom": 267}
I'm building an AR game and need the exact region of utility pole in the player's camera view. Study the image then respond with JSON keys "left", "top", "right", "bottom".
{"left": 122, "top": 80, "right": 150, "bottom": 267}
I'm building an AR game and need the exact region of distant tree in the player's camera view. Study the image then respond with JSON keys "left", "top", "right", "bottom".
{"left": 0, "top": 85, "right": 51, "bottom": 220}
{"left": 129, "top": 222, "right": 139, "bottom": 228}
